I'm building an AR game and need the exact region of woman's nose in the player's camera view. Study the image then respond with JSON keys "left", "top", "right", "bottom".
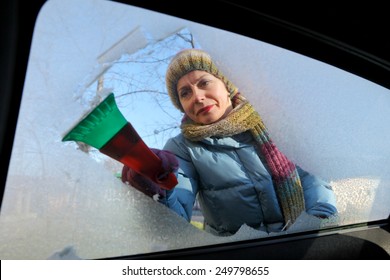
{"left": 193, "top": 88, "right": 205, "bottom": 103}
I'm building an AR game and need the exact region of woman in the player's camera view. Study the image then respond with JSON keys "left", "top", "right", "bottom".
{"left": 122, "top": 49, "right": 337, "bottom": 236}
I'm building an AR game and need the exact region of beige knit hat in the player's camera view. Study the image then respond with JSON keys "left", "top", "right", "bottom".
{"left": 165, "top": 49, "right": 238, "bottom": 112}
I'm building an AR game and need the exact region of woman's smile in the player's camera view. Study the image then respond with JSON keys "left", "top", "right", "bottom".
{"left": 196, "top": 105, "right": 214, "bottom": 116}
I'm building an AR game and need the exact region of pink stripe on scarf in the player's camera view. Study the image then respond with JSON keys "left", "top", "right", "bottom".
{"left": 261, "top": 142, "right": 296, "bottom": 182}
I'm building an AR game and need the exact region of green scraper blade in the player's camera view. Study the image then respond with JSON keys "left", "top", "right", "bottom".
{"left": 62, "top": 93, "right": 127, "bottom": 149}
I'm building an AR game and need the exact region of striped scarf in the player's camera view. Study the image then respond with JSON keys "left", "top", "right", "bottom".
{"left": 181, "top": 93, "right": 305, "bottom": 227}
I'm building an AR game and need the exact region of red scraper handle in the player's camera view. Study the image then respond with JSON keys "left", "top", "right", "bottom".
{"left": 99, "top": 122, "right": 178, "bottom": 190}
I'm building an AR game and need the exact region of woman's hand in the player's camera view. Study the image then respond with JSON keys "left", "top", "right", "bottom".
{"left": 121, "top": 149, "right": 178, "bottom": 199}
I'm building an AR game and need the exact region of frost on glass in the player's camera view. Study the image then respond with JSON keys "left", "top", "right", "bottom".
{"left": 1, "top": 0, "right": 389, "bottom": 260}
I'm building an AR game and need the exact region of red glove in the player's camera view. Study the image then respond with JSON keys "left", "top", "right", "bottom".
{"left": 121, "top": 149, "right": 178, "bottom": 198}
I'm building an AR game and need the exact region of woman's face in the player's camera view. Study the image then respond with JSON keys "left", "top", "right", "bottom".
{"left": 177, "top": 70, "right": 233, "bottom": 125}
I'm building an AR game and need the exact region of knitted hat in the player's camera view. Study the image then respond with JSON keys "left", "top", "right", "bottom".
{"left": 165, "top": 49, "right": 238, "bottom": 112}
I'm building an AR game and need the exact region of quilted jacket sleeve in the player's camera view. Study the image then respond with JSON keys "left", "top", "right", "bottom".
{"left": 158, "top": 137, "right": 199, "bottom": 222}
{"left": 297, "top": 166, "right": 338, "bottom": 218}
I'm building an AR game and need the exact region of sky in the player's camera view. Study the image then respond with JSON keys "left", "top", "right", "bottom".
{"left": 76, "top": 28, "right": 199, "bottom": 151}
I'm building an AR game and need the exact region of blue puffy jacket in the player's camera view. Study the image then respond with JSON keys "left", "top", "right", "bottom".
{"left": 161, "top": 131, "right": 337, "bottom": 236}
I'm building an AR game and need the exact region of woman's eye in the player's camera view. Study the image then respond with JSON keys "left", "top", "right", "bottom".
{"left": 199, "top": 80, "right": 210, "bottom": 87}
{"left": 179, "top": 90, "right": 190, "bottom": 99}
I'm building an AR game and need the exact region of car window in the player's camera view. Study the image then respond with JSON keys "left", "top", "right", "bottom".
{"left": 0, "top": 0, "right": 389, "bottom": 260}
